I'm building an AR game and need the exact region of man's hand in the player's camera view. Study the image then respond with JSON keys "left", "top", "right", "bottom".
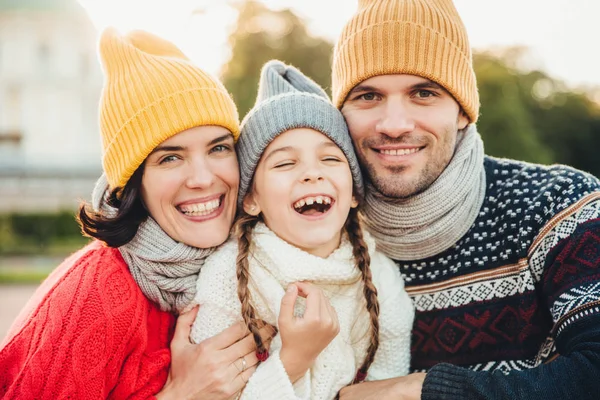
{"left": 338, "top": 373, "right": 426, "bottom": 400}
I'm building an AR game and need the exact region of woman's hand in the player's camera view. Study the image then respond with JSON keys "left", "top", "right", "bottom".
{"left": 156, "top": 306, "right": 275, "bottom": 400}
{"left": 278, "top": 282, "right": 340, "bottom": 383}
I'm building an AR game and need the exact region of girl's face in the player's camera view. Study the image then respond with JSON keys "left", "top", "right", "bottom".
{"left": 141, "top": 125, "right": 239, "bottom": 249}
{"left": 244, "top": 128, "right": 356, "bottom": 257}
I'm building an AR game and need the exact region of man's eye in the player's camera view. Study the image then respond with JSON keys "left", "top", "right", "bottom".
{"left": 359, "top": 93, "right": 378, "bottom": 101}
{"left": 415, "top": 90, "right": 435, "bottom": 98}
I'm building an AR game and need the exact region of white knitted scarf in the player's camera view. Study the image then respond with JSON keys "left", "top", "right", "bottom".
{"left": 92, "top": 174, "right": 215, "bottom": 314}
{"left": 362, "top": 125, "right": 486, "bottom": 261}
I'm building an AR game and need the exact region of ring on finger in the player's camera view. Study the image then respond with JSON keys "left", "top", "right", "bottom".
{"left": 238, "top": 356, "right": 247, "bottom": 373}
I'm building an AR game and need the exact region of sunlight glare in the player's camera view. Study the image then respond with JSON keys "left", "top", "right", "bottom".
{"left": 78, "top": 0, "right": 236, "bottom": 76}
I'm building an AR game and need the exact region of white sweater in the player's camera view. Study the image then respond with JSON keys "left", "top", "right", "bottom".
{"left": 190, "top": 223, "right": 414, "bottom": 400}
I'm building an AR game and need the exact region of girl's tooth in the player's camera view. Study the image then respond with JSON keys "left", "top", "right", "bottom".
{"left": 306, "top": 198, "right": 314, "bottom": 205}
{"left": 316, "top": 197, "right": 323, "bottom": 204}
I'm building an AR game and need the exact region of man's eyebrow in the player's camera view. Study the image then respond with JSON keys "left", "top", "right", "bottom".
{"left": 411, "top": 80, "right": 444, "bottom": 91}
{"left": 347, "top": 84, "right": 379, "bottom": 97}
{"left": 348, "top": 80, "right": 445, "bottom": 97}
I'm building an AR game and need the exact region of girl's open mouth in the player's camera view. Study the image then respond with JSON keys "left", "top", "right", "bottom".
{"left": 292, "top": 195, "right": 334, "bottom": 216}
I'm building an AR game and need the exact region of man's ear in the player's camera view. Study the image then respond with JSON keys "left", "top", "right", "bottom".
{"left": 243, "top": 194, "right": 261, "bottom": 216}
{"left": 457, "top": 110, "right": 469, "bottom": 130}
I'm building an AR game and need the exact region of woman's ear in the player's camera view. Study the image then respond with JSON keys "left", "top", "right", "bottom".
{"left": 351, "top": 196, "right": 359, "bottom": 209}
{"left": 243, "top": 194, "right": 261, "bottom": 216}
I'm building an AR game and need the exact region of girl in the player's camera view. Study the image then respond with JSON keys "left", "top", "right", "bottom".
{"left": 191, "top": 60, "right": 414, "bottom": 399}
{"left": 0, "top": 28, "right": 268, "bottom": 399}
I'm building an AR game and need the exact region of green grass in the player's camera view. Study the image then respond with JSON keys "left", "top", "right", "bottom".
{"left": 0, "top": 268, "right": 51, "bottom": 284}
{"left": 0, "top": 237, "right": 89, "bottom": 257}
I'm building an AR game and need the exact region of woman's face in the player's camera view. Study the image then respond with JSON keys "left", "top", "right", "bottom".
{"left": 141, "top": 125, "right": 239, "bottom": 248}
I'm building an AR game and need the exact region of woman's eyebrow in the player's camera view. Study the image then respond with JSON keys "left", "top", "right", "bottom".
{"left": 149, "top": 133, "right": 233, "bottom": 156}
{"left": 149, "top": 145, "right": 185, "bottom": 155}
{"left": 207, "top": 133, "right": 234, "bottom": 146}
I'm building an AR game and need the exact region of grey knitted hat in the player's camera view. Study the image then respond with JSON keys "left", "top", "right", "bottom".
{"left": 237, "top": 59, "right": 364, "bottom": 207}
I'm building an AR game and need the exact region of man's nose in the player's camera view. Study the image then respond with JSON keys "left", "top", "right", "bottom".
{"left": 375, "top": 99, "right": 416, "bottom": 138}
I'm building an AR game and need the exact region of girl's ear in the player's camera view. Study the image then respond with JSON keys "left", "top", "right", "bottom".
{"left": 243, "top": 194, "right": 261, "bottom": 216}
{"left": 351, "top": 196, "right": 359, "bottom": 209}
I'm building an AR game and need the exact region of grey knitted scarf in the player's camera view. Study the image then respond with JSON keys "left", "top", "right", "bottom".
{"left": 91, "top": 174, "right": 215, "bottom": 314}
{"left": 362, "top": 125, "right": 486, "bottom": 261}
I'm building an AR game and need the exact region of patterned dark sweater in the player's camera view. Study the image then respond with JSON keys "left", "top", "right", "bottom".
{"left": 394, "top": 156, "right": 600, "bottom": 399}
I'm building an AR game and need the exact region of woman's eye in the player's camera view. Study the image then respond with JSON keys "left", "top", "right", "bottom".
{"left": 159, "top": 155, "right": 179, "bottom": 164}
{"left": 323, "top": 157, "right": 341, "bottom": 162}
{"left": 210, "top": 144, "right": 232, "bottom": 153}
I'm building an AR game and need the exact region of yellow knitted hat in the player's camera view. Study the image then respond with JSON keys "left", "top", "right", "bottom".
{"left": 98, "top": 28, "right": 240, "bottom": 190}
{"left": 332, "top": 0, "right": 479, "bottom": 122}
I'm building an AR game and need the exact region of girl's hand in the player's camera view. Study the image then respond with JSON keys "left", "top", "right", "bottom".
{"left": 156, "top": 306, "right": 275, "bottom": 400}
{"left": 278, "top": 282, "right": 340, "bottom": 382}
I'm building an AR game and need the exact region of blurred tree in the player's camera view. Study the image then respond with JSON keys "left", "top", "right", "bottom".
{"left": 526, "top": 79, "right": 600, "bottom": 177}
{"left": 474, "top": 47, "right": 600, "bottom": 177}
{"left": 221, "top": 0, "right": 333, "bottom": 118}
{"left": 474, "top": 50, "right": 555, "bottom": 164}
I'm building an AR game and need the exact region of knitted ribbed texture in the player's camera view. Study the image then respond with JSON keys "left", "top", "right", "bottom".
{"left": 421, "top": 363, "right": 468, "bottom": 399}
{"left": 92, "top": 174, "right": 213, "bottom": 314}
{"left": 98, "top": 28, "right": 239, "bottom": 190}
{"left": 362, "top": 125, "right": 485, "bottom": 260}
{"left": 332, "top": 0, "right": 479, "bottom": 122}
{"left": 237, "top": 60, "right": 363, "bottom": 206}
{"left": 0, "top": 241, "right": 175, "bottom": 399}
{"left": 191, "top": 223, "right": 413, "bottom": 399}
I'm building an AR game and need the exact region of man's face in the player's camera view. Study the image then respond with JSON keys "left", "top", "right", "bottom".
{"left": 341, "top": 74, "right": 469, "bottom": 199}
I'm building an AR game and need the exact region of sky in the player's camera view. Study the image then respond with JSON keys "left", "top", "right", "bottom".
{"left": 79, "top": 0, "right": 600, "bottom": 90}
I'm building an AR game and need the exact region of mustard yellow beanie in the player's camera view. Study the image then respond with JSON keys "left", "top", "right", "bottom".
{"left": 98, "top": 28, "right": 239, "bottom": 190}
{"left": 332, "top": 0, "right": 479, "bottom": 122}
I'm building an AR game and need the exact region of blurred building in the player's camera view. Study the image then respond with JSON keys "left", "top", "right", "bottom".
{"left": 0, "top": 0, "right": 102, "bottom": 212}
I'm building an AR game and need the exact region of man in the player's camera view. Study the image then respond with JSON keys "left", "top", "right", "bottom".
{"left": 332, "top": 0, "right": 600, "bottom": 399}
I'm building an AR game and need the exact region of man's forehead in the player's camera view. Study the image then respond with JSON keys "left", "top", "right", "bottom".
{"left": 349, "top": 74, "right": 443, "bottom": 93}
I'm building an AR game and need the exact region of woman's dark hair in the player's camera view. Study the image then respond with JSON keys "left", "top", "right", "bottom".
{"left": 77, "top": 165, "right": 148, "bottom": 247}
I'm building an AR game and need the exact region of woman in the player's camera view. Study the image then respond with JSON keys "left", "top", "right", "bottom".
{"left": 0, "top": 28, "right": 270, "bottom": 399}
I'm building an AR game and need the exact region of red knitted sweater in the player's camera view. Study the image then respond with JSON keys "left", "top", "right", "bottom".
{"left": 0, "top": 241, "right": 176, "bottom": 399}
